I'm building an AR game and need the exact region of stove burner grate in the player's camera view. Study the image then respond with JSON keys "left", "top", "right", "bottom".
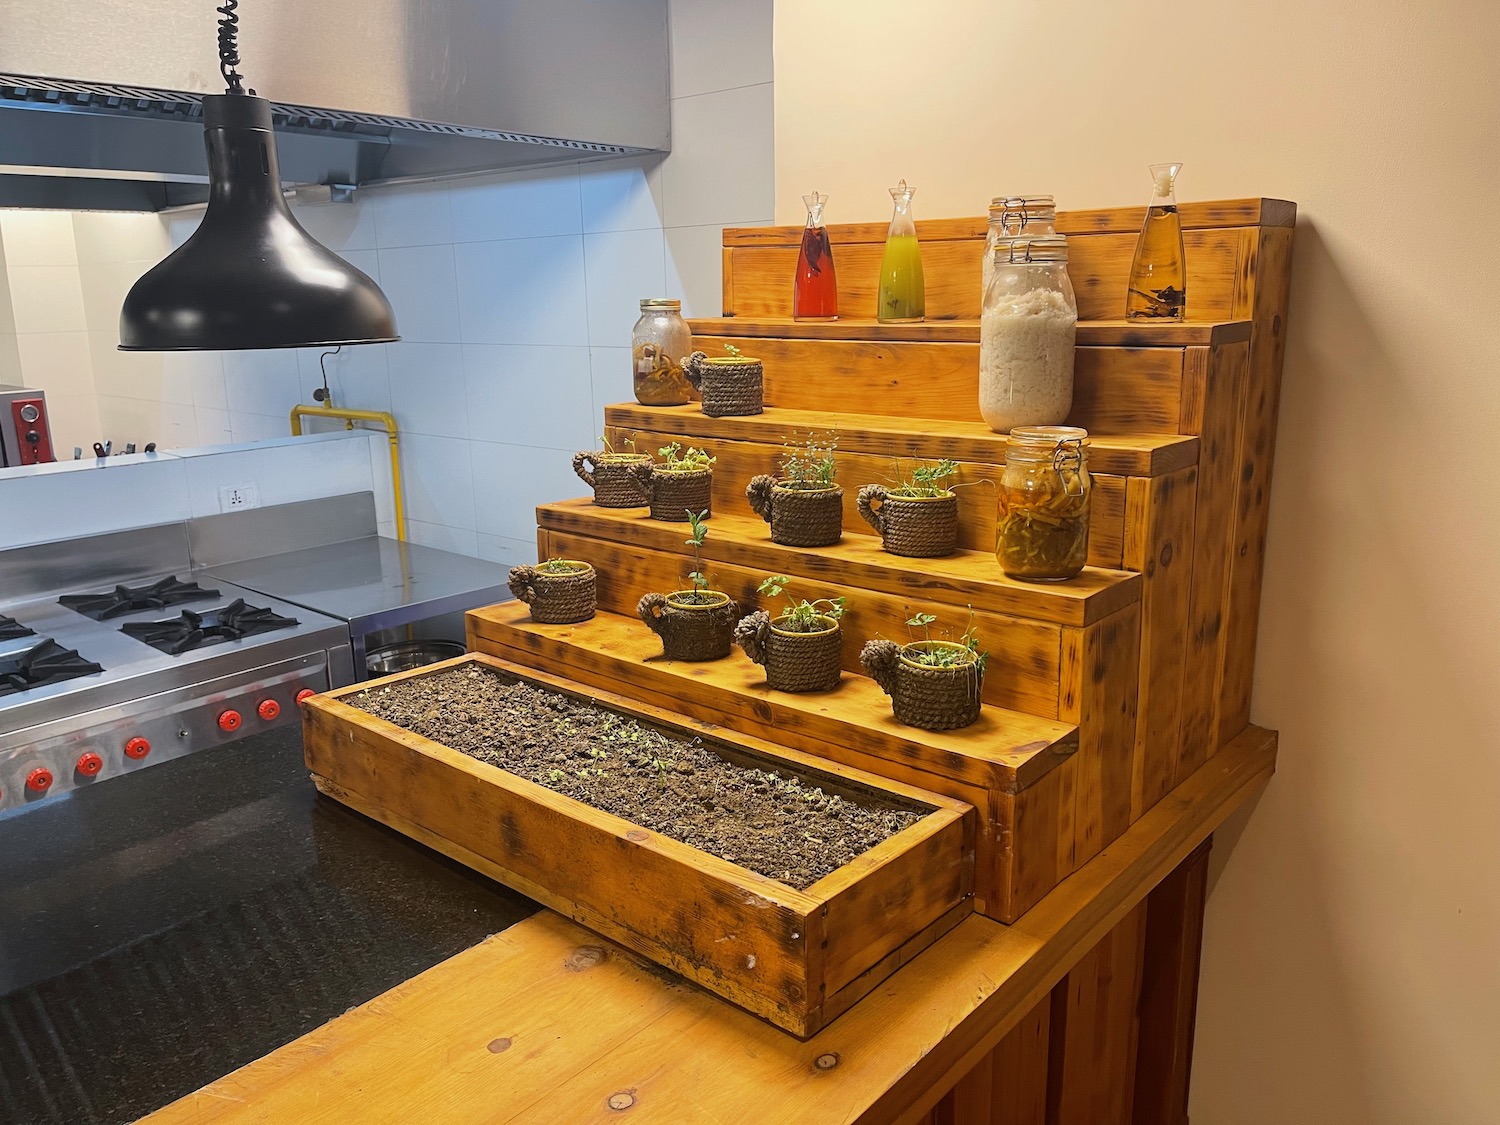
{"left": 0, "top": 614, "right": 36, "bottom": 641}
{"left": 0, "top": 639, "right": 105, "bottom": 696}
{"left": 121, "top": 599, "right": 300, "bottom": 656}
{"left": 60, "top": 576, "right": 222, "bottom": 621}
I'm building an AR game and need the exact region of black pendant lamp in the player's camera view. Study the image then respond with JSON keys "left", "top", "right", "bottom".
{"left": 120, "top": 2, "right": 397, "bottom": 351}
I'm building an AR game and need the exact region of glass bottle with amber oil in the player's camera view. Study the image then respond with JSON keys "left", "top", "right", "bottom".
{"left": 877, "top": 180, "right": 925, "bottom": 323}
{"left": 793, "top": 191, "right": 838, "bottom": 320}
{"left": 1126, "top": 163, "right": 1186, "bottom": 319}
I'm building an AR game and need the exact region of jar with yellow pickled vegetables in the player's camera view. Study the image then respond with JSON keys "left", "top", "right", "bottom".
{"left": 631, "top": 299, "right": 695, "bottom": 405}
{"left": 996, "top": 426, "right": 1091, "bottom": 582}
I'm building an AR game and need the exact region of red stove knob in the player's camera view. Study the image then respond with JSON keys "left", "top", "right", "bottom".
{"left": 125, "top": 736, "right": 152, "bottom": 760}
{"left": 26, "top": 768, "right": 53, "bottom": 792}
{"left": 217, "top": 709, "right": 243, "bottom": 732}
{"left": 295, "top": 689, "right": 316, "bottom": 705}
{"left": 76, "top": 752, "right": 103, "bottom": 777}
{"left": 257, "top": 699, "right": 281, "bottom": 721}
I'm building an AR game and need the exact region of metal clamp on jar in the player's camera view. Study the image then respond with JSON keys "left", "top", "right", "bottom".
{"left": 996, "top": 426, "right": 1092, "bottom": 582}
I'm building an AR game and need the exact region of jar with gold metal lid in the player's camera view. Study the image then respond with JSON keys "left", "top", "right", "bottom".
{"left": 631, "top": 299, "right": 695, "bottom": 405}
{"left": 996, "top": 426, "right": 1091, "bottom": 582}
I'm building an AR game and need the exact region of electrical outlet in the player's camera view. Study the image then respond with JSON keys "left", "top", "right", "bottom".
{"left": 218, "top": 483, "right": 261, "bottom": 512}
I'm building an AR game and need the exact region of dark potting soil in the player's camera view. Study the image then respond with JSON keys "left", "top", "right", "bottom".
{"left": 349, "top": 666, "right": 923, "bottom": 890}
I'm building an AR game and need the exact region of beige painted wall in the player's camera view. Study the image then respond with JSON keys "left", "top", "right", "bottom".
{"left": 774, "top": 1, "right": 1499, "bottom": 1121}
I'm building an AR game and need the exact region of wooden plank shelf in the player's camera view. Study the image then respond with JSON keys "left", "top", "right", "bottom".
{"left": 605, "top": 402, "right": 1199, "bottom": 478}
{"left": 688, "top": 316, "right": 1252, "bottom": 348}
{"left": 467, "top": 603, "right": 1082, "bottom": 922}
{"left": 536, "top": 499, "right": 1140, "bottom": 627}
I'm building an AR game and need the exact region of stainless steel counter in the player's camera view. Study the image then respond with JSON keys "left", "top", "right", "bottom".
{"left": 204, "top": 536, "right": 510, "bottom": 672}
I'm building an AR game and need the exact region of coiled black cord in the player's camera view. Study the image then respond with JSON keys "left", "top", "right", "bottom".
{"left": 216, "top": 0, "right": 246, "bottom": 94}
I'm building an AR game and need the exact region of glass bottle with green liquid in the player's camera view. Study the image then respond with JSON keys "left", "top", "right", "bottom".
{"left": 877, "top": 179, "right": 925, "bottom": 323}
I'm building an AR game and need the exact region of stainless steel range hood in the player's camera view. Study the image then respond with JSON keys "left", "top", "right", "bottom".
{"left": 0, "top": 0, "right": 669, "bottom": 211}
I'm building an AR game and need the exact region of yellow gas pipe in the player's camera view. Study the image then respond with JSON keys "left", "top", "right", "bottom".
{"left": 288, "top": 403, "right": 406, "bottom": 541}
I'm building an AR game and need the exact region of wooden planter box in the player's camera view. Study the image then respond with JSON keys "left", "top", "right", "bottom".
{"left": 302, "top": 652, "right": 976, "bottom": 1036}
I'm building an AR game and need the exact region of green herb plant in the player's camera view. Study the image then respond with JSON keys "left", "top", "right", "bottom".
{"left": 756, "top": 575, "right": 847, "bottom": 634}
{"left": 888, "top": 458, "right": 959, "bottom": 497}
{"left": 597, "top": 431, "right": 639, "bottom": 460}
{"left": 656, "top": 441, "right": 716, "bottom": 473}
{"left": 679, "top": 509, "right": 716, "bottom": 603}
{"left": 722, "top": 343, "right": 743, "bottom": 359}
{"left": 778, "top": 430, "right": 838, "bottom": 490}
{"left": 903, "top": 606, "right": 989, "bottom": 675}
{"left": 537, "top": 557, "right": 587, "bottom": 575}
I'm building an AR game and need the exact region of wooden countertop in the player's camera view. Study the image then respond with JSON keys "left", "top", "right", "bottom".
{"left": 143, "top": 725, "right": 1275, "bottom": 1125}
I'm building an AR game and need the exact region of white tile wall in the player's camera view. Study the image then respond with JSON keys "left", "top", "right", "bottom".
{"left": 0, "top": 0, "right": 774, "bottom": 568}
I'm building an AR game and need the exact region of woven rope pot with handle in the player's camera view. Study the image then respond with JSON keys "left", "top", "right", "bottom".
{"left": 856, "top": 484, "right": 959, "bottom": 558}
{"left": 572, "top": 450, "right": 652, "bottom": 508}
{"left": 634, "top": 464, "right": 713, "bottom": 522}
{"left": 507, "top": 561, "right": 596, "bottom": 624}
{"left": 745, "top": 475, "right": 843, "bottom": 547}
{"left": 637, "top": 590, "right": 739, "bottom": 661}
{"left": 859, "top": 639, "right": 984, "bottom": 731}
{"left": 684, "top": 351, "right": 764, "bottom": 417}
{"left": 733, "top": 610, "right": 843, "bottom": 693}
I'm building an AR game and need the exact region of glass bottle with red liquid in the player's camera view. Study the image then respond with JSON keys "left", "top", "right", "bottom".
{"left": 793, "top": 191, "right": 838, "bottom": 321}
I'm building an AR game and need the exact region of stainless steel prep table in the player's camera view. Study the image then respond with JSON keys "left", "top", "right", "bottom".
{"left": 203, "top": 536, "right": 510, "bottom": 675}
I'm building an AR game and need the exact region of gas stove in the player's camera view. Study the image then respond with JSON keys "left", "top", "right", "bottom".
{"left": 0, "top": 532, "right": 354, "bottom": 817}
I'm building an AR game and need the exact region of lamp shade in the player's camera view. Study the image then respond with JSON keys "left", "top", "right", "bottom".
{"left": 120, "top": 94, "right": 397, "bottom": 351}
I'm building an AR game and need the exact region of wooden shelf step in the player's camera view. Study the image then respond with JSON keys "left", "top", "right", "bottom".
{"left": 538, "top": 499, "right": 1139, "bottom": 628}
{"left": 689, "top": 316, "right": 1251, "bottom": 349}
{"left": 467, "top": 601, "right": 1084, "bottom": 922}
{"left": 606, "top": 403, "right": 1199, "bottom": 479}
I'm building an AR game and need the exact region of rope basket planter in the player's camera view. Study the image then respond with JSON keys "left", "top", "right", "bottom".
{"left": 507, "top": 562, "right": 596, "bottom": 625}
{"left": 745, "top": 476, "right": 844, "bottom": 547}
{"left": 856, "top": 485, "right": 959, "bottom": 558}
{"left": 637, "top": 590, "right": 740, "bottom": 662}
{"left": 635, "top": 464, "right": 714, "bottom": 522}
{"left": 573, "top": 450, "right": 652, "bottom": 508}
{"left": 733, "top": 610, "right": 843, "bottom": 693}
{"left": 859, "top": 639, "right": 984, "bottom": 731}
{"left": 684, "top": 351, "right": 764, "bottom": 417}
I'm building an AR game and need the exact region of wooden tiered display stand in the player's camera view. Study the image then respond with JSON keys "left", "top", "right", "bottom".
{"left": 148, "top": 199, "right": 1292, "bottom": 1125}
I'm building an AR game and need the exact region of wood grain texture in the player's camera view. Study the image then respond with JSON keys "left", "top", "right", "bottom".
{"left": 690, "top": 316, "right": 1251, "bottom": 348}
{"left": 1125, "top": 467, "right": 1199, "bottom": 820}
{"left": 606, "top": 402, "right": 1199, "bottom": 478}
{"left": 537, "top": 527, "right": 1065, "bottom": 718}
{"left": 1216, "top": 226, "right": 1296, "bottom": 748}
{"left": 1059, "top": 606, "right": 1142, "bottom": 868}
{"left": 143, "top": 725, "right": 1278, "bottom": 1125}
{"left": 1173, "top": 342, "right": 1249, "bottom": 785}
{"left": 605, "top": 424, "right": 1130, "bottom": 572}
{"left": 719, "top": 199, "right": 1292, "bottom": 246}
{"left": 1046, "top": 900, "right": 1148, "bottom": 1125}
{"left": 723, "top": 229, "right": 1247, "bottom": 322}
{"left": 995, "top": 758, "right": 1077, "bottom": 924}
{"left": 680, "top": 331, "right": 1187, "bottom": 434}
{"left": 467, "top": 600, "right": 1077, "bottom": 792}
{"left": 932, "top": 998, "right": 1048, "bottom": 1125}
{"left": 304, "top": 652, "right": 973, "bottom": 1037}
{"left": 536, "top": 499, "right": 1139, "bottom": 627}
{"left": 1132, "top": 839, "right": 1212, "bottom": 1125}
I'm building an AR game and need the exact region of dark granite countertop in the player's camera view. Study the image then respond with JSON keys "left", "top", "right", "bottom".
{"left": 0, "top": 726, "right": 539, "bottom": 1125}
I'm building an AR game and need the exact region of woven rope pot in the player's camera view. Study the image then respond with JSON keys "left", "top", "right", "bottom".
{"left": 573, "top": 450, "right": 652, "bottom": 508}
{"left": 684, "top": 351, "right": 764, "bottom": 417}
{"left": 733, "top": 610, "right": 843, "bottom": 693}
{"left": 507, "top": 562, "right": 596, "bottom": 625}
{"left": 856, "top": 485, "right": 959, "bottom": 558}
{"left": 635, "top": 464, "right": 713, "bottom": 522}
{"left": 637, "top": 590, "right": 739, "bottom": 661}
{"left": 745, "top": 476, "right": 843, "bottom": 547}
{"left": 859, "top": 639, "right": 983, "bottom": 731}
